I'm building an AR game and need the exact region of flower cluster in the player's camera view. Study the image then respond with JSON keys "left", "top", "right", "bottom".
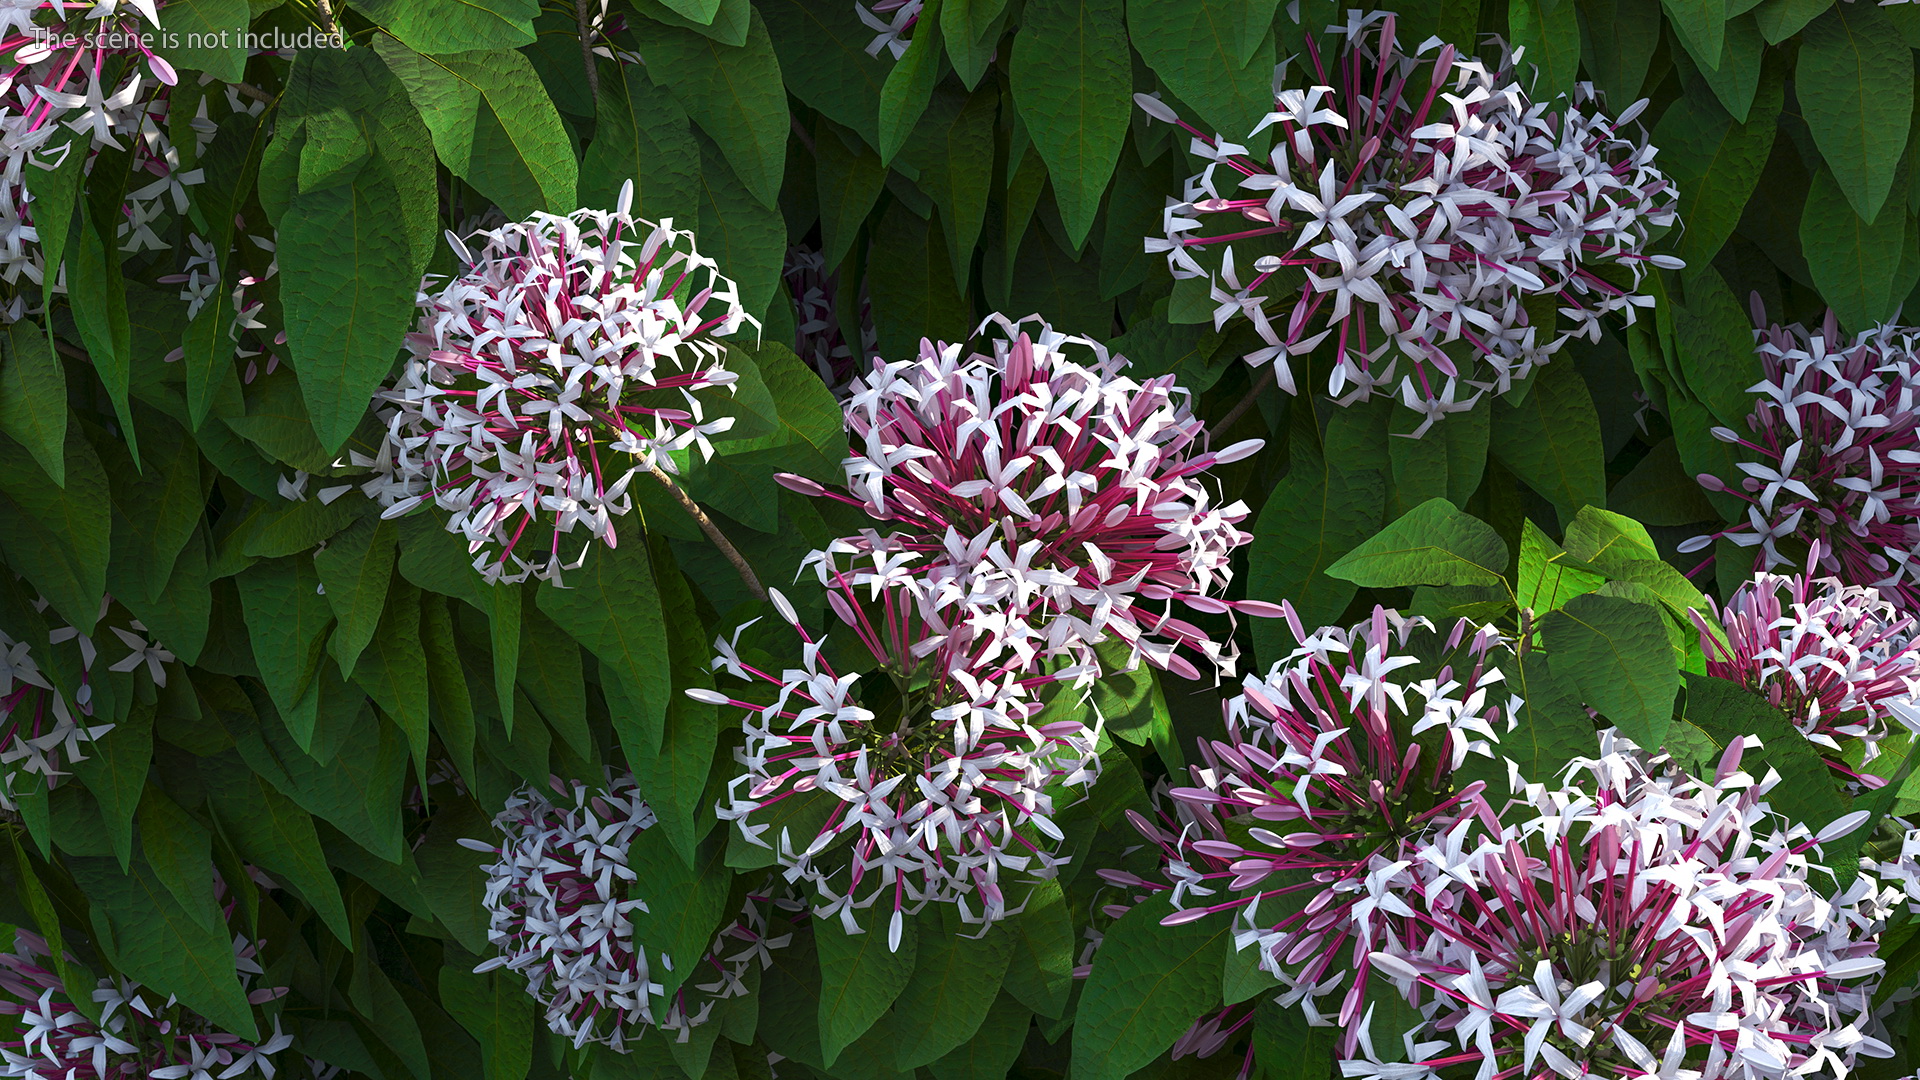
{"left": 1104, "top": 605, "right": 1518, "bottom": 1041}
{"left": 1139, "top": 10, "right": 1678, "bottom": 434}
{"left": 462, "top": 773, "right": 801, "bottom": 1050}
{"left": 0, "top": 594, "right": 173, "bottom": 809}
{"left": 776, "top": 313, "right": 1275, "bottom": 682}
{"left": 1354, "top": 733, "right": 1895, "bottom": 1080}
{"left": 693, "top": 581, "right": 1104, "bottom": 945}
{"left": 1691, "top": 557, "right": 1920, "bottom": 771}
{"left": 784, "top": 244, "right": 874, "bottom": 395}
{"left": 0, "top": 924, "right": 294, "bottom": 1080}
{"left": 362, "top": 181, "right": 753, "bottom": 584}
{"left": 857, "top": 0, "right": 921, "bottom": 59}
{"left": 1682, "top": 307, "right": 1920, "bottom": 613}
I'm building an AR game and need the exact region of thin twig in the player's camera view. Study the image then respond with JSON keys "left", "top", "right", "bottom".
{"left": 1216, "top": 365, "right": 1277, "bottom": 432}
{"left": 575, "top": 0, "right": 602, "bottom": 99}
{"left": 648, "top": 464, "right": 767, "bottom": 601}
{"left": 313, "top": 0, "right": 342, "bottom": 42}
{"left": 52, "top": 340, "right": 87, "bottom": 364}
{"left": 790, "top": 116, "right": 817, "bottom": 155}
{"left": 232, "top": 82, "right": 275, "bottom": 105}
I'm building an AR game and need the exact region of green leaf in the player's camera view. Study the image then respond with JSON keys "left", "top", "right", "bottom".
{"left": 897, "top": 83, "right": 997, "bottom": 287}
{"left": 1071, "top": 893, "right": 1229, "bottom": 1080}
{"left": 1509, "top": 0, "right": 1580, "bottom": 104}
{"left": 235, "top": 555, "right": 335, "bottom": 750}
{"left": 816, "top": 913, "right": 918, "bottom": 1066}
{"left": 1752, "top": 0, "right": 1827, "bottom": 42}
{"left": 926, "top": 994, "right": 1030, "bottom": 1080}
{"left": 1576, "top": 0, "right": 1661, "bottom": 104}
{"left": 630, "top": 538, "right": 721, "bottom": 861}
{"left": 157, "top": 0, "right": 250, "bottom": 79}
{"left": 1660, "top": 0, "right": 1725, "bottom": 69}
{"left": 354, "top": 577, "right": 431, "bottom": 771}
{"left": 942, "top": 0, "right": 1012, "bottom": 88}
{"left": 315, "top": 515, "right": 399, "bottom": 679}
{"left": 0, "top": 319, "right": 67, "bottom": 486}
{"left": 515, "top": 604, "right": 589, "bottom": 759}
{"left": 237, "top": 693, "right": 409, "bottom": 863}
{"left": 1252, "top": 1001, "right": 1337, "bottom": 1080}
{"left": 1798, "top": 3, "right": 1914, "bottom": 223}
{"left": 1607, "top": 438, "right": 1721, "bottom": 526}
{"left": 1672, "top": 266, "right": 1764, "bottom": 429}
{"left": 888, "top": 910, "right": 1016, "bottom": 1069}
{"left": 0, "top": 424, "right": 110, "bottom": 634}
{"left": 376, "top": 38, "right": 579, "bottom": 218}
{"left": 351, "top": 0, "right": 538, "bottom": 51}
{"left": 439, "top": 966, "right": 536, "bottom": 1080}
{"left": 201, "top": 754, "right": 353, "bottom": 945}
{"left": 136, "top": 787, "right": 220, "bottom": 933}
{"left": 1129, "top": 0, "right": 1277, "bottom": 156}
{"left": 417, "top": 798, "right": 494, "bottom": 954}
{"left": 694, "top": 129, "right": 787, "bottom": 320}
{"left": 278, "top": 153, "right": 417, "bottom": 454}
{"left": 632, "top": 0, "right": 751, "bottom": 43}
{"left": 1683, "top": 14, "right": 1766, "bottom": 124}
{"left": 814, "top": 124, "right": 887, "bottom": 268}
{"left": 535, "top": 533, "right": 669, "bottom": 759}
{"left": 1677, "top": 672, "right": 1849, "bottom": 829}
{"left": 1327, "top": 497, "right": 1511, "bottom": 590}
{"left": 1652, "top": 62, "right": 1781, "bottom": 265}
{"left": 1001, "top": 877, "right": 1074, "bottom": 1019}
{"left": 1011, "top": 0, "right": 1130, "bottom": 247}
{"left": 1540, "top": 592, "right": 1681, "bottom": 747}
{"left": 68, "top": 199, "right": 137, "bottom": 465}
{"left": 627, "top": 826, "right": 733, "bottom": 1003}
{"left": 580, "top": 63, "right": 700, "bottom": 224}
{"left": 70, "top": 853, "right": 258, "bottom": 1040}
{"left": 758, "top": 0, "right": 890, "bottom": 150}
{"left": 1801, "top": 164, "right": 1913, "bottom": 334}
{"left": 877, "top": 0, "right": 944, "bottom": 164}
{"left": 1491, "top": 360, "right": 1606, "bottom": 518}
{"left": 9, "top": 835, "right": 100, "bottom": 1022}
{"left": 71, "top": 702, "right": 153, "bottom": 869}
{"left": 1516, "top": 520, "right": 1607, "bottom": 614}
{"left": 640, "top": 8, "right": 788, "bottom": 209}
{"left": 868, "top": 200, "right": 970, "bottom": 358}
{"left": 1222, "top": 940, "right": 1280, "bottom": 1005}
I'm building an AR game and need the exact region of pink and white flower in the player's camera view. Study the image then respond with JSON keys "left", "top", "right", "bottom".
{"left": 1139, "top": 10, "right": 1678, "bottom": 435}
{"left": 1105, "top": 604, "right": 1517, "bottom": 1046}
{"left": 692, "top": 577, "right": 1104, "bottom": 946}
{"left": 360, "top": 181, "right": 753, "bottom": 584}
{"left": 775, "top": 313, "right": 1275, "bottom": 682}
{"left": 461, "top": 773, "right": 803, "bottom": 1050}
{"left": 784, "top": 244, "right": 874, "bottom": 396}
{"left": 1681, "top": 306, "right": 1920, "bottom": 614}
{"left": 1691, "top": 556, "right": 1920, "bottom": 771}
{"left": 857, "top": 0, "right": 921, "bottom": 59}
{"left": 1358, "top": 733, "right": 1897, "bottom": 1080}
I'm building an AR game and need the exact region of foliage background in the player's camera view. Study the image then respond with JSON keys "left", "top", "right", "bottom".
{"left": 4, "top": 0, "right": 1920, "bottom": 1078}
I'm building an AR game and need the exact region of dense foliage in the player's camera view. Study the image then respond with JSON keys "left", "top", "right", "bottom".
{"left": 8, "top": 0, "right": 1920, "bottom": 1079}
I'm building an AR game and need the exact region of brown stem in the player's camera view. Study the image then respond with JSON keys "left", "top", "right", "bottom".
{"left": 232, "top": 82, "right": 275, "bottom": 105}
{"left": 52, "top": 340, "right": 87, "bottom": 364}
{"left": 313, "top": 0, "right": 340, "bottom": 38}
{"left": 790, "top": 117, "right": 817, "bottom": 155}
{"left": 1216, "top": 365, "right": 1278, "bottom": 432}
{"left": 648, "top": 464, "right": 766, "bottom": 601}
{"left": 575, "top": 0, "right": 602, "bottom": 99}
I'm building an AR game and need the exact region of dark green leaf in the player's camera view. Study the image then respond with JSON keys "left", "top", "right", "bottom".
{"left": 580, "top": 63, "right": 700, "bottom": 223}
{"left": 1071, "top": 893, "right": 1229, "bottom": 1080}
{"left": 136, "top": 787, "right": 220, "bottom": 933}
{"left": 354, "top": 577, "right": 430, "bottom": 769}
{"left": 877, "top": 0, "right": 944, "bottom": 164}
{"left": 71, "top": 702, "right": 153, "bottom": 869}
{"left": 1801, "top": 164, "right": 1913, "bottom": 333}
{"left": 1509, "top": 0, "right": 1580, "bottom": 104}
{"left": 351, "top": 0, "right": 538, "bottom": 51}
{"left": 888, "top": 910, "right": 1016, "bottom": 1069}
{"left": 694, "top": 129, "right": 787, "bottom": 320}
{"left": 536, "top": 534, "right": 669, "bottom": 759}
{"left": 1677, "top": 672, "right": 1849, "bottom": 829}
{"left": 1541, "top": 592, "right": 1680, "bottom": 747}
{"left": 1660, "top": 0, "right": 1725, "bottom": 69}
{"left": 641, "top": 8, "right": 788, "bottom": 209}
{"left": 0, "top": 424, "right": 110, "bottom": 634}
{"left": 439, "top": 965, "right": 536, "bottom": 1080}
{"left": 814, "top": 124, "right": 887, "bottom": 268}
{"left": 157, "top": 0, "right": 250, "bottom": 79}
{"left": 1129, "top": 1, "right": 1277, "bottom": 156}
{"left": 941, "top": 0, "right": 1012, "bottom": 88}
{"left": 201, "top": 754, "right": 353, "bottom": 945}
{"left": 1576, "top": 0, "right": 1661, "bottom": 104}
{"left": 627, "top": 826, "right": 733, "bottom": 1003}
{"left": 868, "top": 200, "right": 971, "bottom": 357}
{"left": 1327, "top": 497, "right": 1511, "bottom": 590}
{"left": 816, "top": 912, "right": 918, "bottom": 1066}
{"left": 926, "top": 993, "right": 1030, "bottom": 1080}
{"left": 1011, "top": 0, "right": 1130, "bottom": 246}
{"left": 1798, "top": 3, "right": 1914, "bottom": 223}
{"left": 1002, "top": 877, "right": 1074, "bottom": 1019}
{"left": 315, "top": 515, "right": 399, "bottom": 679}
{"left": 898, "top": 82, "right": 997, "bottom": 286}
{"left": 0, "top": 320, "right": 66, "bottom": 485}
{"left": 1491, "top": 360, "right": 1606, "bottom": 518}
{"left": 235, "top": 555, "right": 334, "bottom": 749}
{"left": 1653, "top": 61, "right": 1781, "bottom": 265}
{"left": 758, "top": 0, "right": 890, "bottom": 150}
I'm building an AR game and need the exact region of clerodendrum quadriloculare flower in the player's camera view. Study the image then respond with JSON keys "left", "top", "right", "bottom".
{"left": 0, "top": 879, "right": 297, "bottom": 1080}
{"left": 785, "top": 243, "right": 874, "bottom": 397}
{"left": 1690, "top": 550, "right": 1920, "bottom": 776}
{"left": 1680, "top": 304, "right": 1920, "bottom": 614}
{"left": 775, "top": 313, "right": 1277, "bottom": 683}
{"left": 1356, "top": 732, "right": 1894, "bottom": 1080}
{"left": 689, "top": 578, "right": 1105, "bottom": 949}
{"left": 1101, "top": 604, "right": 1517, "bottom": 1053}
{"left": 0, "top": 593, "right": 172, "bottom": 810}
{"left": 361, "top": 180, "right": 753, "bottom": 585}
{"left": 461, "top": 773, "right": 803, "bottom": 1051}
{"left": 856, "top": 0, "right": 921, "bottom": 59}
{"left": 1138, "top": 10, "right": 1679, "bottom": 436}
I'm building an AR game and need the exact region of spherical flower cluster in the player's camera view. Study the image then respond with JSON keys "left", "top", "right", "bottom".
{"left": 1139, "top": 10, "right": 1679, "bottom": 435}
{"left": 1356, "top": 733, "right": 1896, "bottom": 1080}
{"left": 691, "top": 580, "right": 1104, "bottom": 946}
{"left": 0, "top": 594, "right": 172, "bottom": 809}
{"left": 775, "top": 313, "right": 1275, "bottom": 682}
{"left": 1105, "top": 605, "right": 1518, "bottom": 1042}
{"left": 363, "top": 181, "right": 754, "bottom": 584}
{"left": 461, "top": 773, "right": 802, "bottom": 1050}
{"left": 784, "top": 244, "right": 874, "bottom": 395}
{"left": 1681, "top": 307, "right": 1920, "bottom": 613}
{"left": 0, "top": 926, "right": 295, "bottom": 1080}
{"left": 1691, "top": 557, "right": 1920, "bottom": 770}
{"left": 857, "top": 0, "right": 921, "bottom": 59}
